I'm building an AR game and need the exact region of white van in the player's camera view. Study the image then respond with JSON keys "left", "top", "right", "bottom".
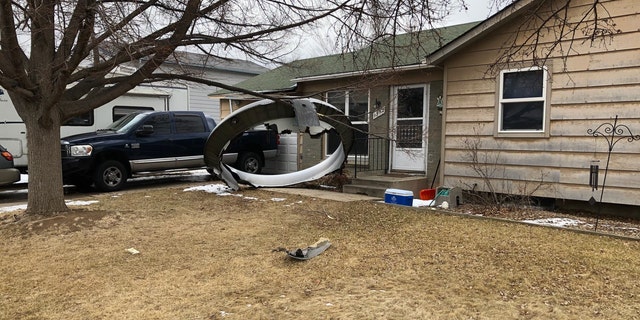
{"left": 0, "top": 84, "right": 189, "bottom": 171}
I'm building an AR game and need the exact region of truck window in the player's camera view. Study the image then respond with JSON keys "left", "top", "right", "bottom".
{"left": 143, "top": 113, "right": 171, "bottom": 135}
{"left": 64, "top": 111, "right": 94, "bottom": 126}
{"left": 113, "top": 106, "right": 155, "bottom": 122}
{"left": 175, "top": 114, "right": 206, "bottom": 134}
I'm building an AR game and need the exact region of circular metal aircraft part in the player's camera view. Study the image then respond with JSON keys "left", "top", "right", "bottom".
{"left": 204, "top": 98, "right": 354, "bottom": 190}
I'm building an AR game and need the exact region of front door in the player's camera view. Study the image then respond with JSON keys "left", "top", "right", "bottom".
{"left": 390, "top": 84, "right": 428, "bottom": 172}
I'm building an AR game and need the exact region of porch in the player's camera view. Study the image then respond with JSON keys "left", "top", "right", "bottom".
{"left": 343, "top": 173, "right": 431, "bottom": 198}
{"left": 341, "top": 136, "right": 435, "bottom": 198}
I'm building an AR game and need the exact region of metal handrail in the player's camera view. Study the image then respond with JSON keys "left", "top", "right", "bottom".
{"left": 351, "top": 136, "right": 389, "bottom": 178}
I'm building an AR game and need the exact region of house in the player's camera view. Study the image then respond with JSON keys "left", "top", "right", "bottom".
{"left": 428, "top": 0, "right": 640, "bottom": 210}
{"left": 212, "top": 22, "right": 478, "bottom": 183}
{"left": 215, "top": 0, "right": 640, "bottom": 211}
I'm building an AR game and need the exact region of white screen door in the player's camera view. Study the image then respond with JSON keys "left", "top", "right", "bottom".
{"left": 390, "top": 85, "right": 428, "bottom": 172}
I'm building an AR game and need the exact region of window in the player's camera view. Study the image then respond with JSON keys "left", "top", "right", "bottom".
{"left": 175, "top": 114, "right": 206, "bottom": 134}
{"left": 499, "top": 67, "right": 547, "bottom": 132}
{"left": 142, "top": 113, "right": 171, "bottom": 135}
{"left": 396, "top": 87, "right": 425, "bottom": 148}
{"left": 113, "top": 106, "right": 155, "bottom": 122}
{"left": 326, "top": 90, "right": 369, "bottom": 156}
{"left": 64, "top": 111, "right": 94, "bottom": 126}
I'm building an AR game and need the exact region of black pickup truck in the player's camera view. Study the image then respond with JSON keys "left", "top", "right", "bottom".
{"left": 61, "top": 111, "right": 278, "bottom": 191}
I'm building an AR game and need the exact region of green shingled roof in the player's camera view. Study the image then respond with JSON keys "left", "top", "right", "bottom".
{"left": 213, "top": 21, "right": 479, "bottom": 95}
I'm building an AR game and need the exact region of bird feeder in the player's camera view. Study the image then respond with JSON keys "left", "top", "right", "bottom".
{"left": 589, "top": 160, "right": 599, "bottom": 192}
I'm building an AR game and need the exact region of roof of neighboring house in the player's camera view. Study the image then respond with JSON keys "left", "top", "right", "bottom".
{"left": 130, "top": 50, "right": 269, "bottom": 76}
{"left": 162, "top": 51, "right": 269, "bottom": 75}
{"left": 213, "top": 21, "right": 479, "bottom": 96}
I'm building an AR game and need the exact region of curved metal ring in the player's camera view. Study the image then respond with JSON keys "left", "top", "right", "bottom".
{"left": 204, "top": 98, "right": 354, "bottom": 190}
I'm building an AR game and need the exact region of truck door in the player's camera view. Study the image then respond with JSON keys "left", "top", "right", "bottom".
{"left": 172, "top": 113, "right": 209, "bottom": 167}
{"left": 129, "top": 112, "right": 176, "bottom": 171}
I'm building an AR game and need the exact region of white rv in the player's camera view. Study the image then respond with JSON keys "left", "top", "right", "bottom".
{"left": 0, "top": 53, "right": 269, "bottom": 172}
{"left": 0, "top": 84, "right": 189, "bottom": 170}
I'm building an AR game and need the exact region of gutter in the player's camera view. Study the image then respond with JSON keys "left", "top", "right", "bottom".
{"left": 208, "top": 84, "right": 298, "bottom": 99}
{"left": 292, "top": 63, "right": 441, "bottom": 82}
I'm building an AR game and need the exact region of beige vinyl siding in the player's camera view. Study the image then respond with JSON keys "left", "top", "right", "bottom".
{"left": 441, "top": 0, "right": 640, "bottom": 206}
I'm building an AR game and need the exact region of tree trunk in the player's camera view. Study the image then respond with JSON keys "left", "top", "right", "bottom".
{"left": 24, "top": 116, "right": 69, "bottom": 215}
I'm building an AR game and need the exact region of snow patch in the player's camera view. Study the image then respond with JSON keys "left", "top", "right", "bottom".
{"left": 522, "top": 218, "right": 587, "bottom": 228}
{"left": 0, "top": 204, "right": 27, "bottom": 213}
{"left": 413, "top": 199, "right": 435, "bottom": 207}
{"left": 0, "top": 199, "right": 98, "bottom": 213}
{"left": 183, "top": 184, "right": 234, "bottom": 195}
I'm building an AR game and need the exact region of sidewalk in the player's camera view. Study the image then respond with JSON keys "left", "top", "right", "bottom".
{"left": 263, "top": 187, "right": 380, "bottom": 202}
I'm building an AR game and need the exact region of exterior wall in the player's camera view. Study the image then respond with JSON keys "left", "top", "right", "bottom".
{"left": 219, "top": 68, "right": 445, "bottom": 176}
{"left": 181, "top": 68, "right": 260, "bottom": 123}
{"left": 297, "top": 69, "right": 444, "bottom": 174}
{"left": 219, "top": 99, "right": 259, "bottom": 120}
{"left": 263, "top": 133, "right": 298, "bottom": 174}
{"left": 426, "top": 80, "right": 443, "bottom": 186}
{"left": 441, "top": 0, "right": 640, "bottom": 206}
{"left": 367, "top": 85, "right": 391, "bottom": 174}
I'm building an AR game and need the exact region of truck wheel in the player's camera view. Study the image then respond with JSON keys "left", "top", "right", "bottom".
{"left": 94, "top": 160, "right": 128, "bottom": 192}
{"left": 237, "top": 152, "right": 262, "bottom": 174}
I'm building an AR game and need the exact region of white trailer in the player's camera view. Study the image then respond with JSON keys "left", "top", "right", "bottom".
{"left": 0, "top": 84, "right": 190, "bottom": 170}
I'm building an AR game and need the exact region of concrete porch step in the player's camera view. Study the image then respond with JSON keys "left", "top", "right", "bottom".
{"left": 343, "top": 173, "right": 431, "bottom": 198}
{"left": 342, "top": 184, "right": 388, "bottom": 198}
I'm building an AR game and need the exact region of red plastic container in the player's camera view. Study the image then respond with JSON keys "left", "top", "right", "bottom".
{"left": 420, "top": 188, "right": 436, "bottom": 200}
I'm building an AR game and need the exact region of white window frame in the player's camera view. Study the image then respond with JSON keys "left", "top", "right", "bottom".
{"left": 497, "top": 66, "right": 550, "bottom": 137}
{"left": 324, "top": 90, "right": 370, "bottom": 157}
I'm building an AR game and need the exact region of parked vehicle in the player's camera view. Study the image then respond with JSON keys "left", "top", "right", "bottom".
{"left": 0, "top": 144, "right": 20, "bottom": 186}
{"left": 0, "top": 84, "right": 189, "bottom": 172}
{"left": 61, "top": 111, "right": 278, "bottom": 191}
{"left": 221, "top": 126, "right": 280, "bottom": 174}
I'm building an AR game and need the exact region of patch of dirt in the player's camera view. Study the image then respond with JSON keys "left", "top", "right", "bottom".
{"left": 1, "top": 183, "right": 640, "bottom": 319}
{"left": 448, "top": 203, "right": 640, "bottom": 239}
{"left": 4, "top": 209, "right": 119, "bottom": 236}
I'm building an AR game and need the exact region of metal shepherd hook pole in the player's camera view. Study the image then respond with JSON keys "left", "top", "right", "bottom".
{"left": 586, "top": 115, "right": 640, "bottom": 231}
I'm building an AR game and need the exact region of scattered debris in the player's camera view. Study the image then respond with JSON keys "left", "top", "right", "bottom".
{"left": 125, "top": 247, "right": 140, "bottom": 255}
{"left": 276, "top": 238, "right": 331, "bottom": 261}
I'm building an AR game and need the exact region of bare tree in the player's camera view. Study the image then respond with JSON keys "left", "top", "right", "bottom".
{"left": 489, "top": 0, "right": 620, "bottom": 74}
{"left": 0, "top": 0, "right": 475, "bottom": 215}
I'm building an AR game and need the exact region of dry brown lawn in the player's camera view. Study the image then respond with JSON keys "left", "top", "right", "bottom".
{"left": 1, "top": 182, "right": 640, "bottom": 320}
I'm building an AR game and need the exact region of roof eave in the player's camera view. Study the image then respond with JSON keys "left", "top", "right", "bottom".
{"left": 426, "top": 0, "right": 538, "bottom": 65}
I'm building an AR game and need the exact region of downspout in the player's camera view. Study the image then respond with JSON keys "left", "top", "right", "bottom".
{"left": 438, "top": 64, "right": 448, "bottom": 186}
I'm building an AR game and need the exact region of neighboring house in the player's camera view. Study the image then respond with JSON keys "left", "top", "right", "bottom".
{"left": 129, "top": 51, "right": 269, "bottom": 123}
{"left": 427, "top": 0, "right": 640, "bottom": 208}
{"left": 215, "top": 0, "right": 640, "bottom": 210}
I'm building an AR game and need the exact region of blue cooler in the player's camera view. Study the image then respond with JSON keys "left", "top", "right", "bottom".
{"left": 384, "top": 188, "right": 414, "bottom": 206}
